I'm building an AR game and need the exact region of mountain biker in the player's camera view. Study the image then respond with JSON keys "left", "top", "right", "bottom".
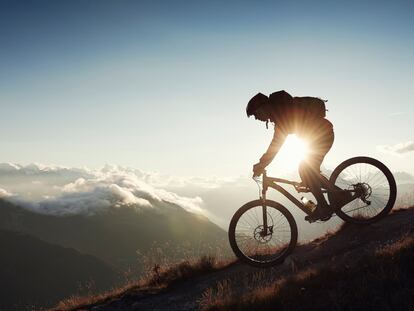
{"left": 246, "top": 90, "right": 334, "bottom": 222}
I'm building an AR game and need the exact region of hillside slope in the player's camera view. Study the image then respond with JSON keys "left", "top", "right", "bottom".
{"left": 60, "top": 207, "right": 414, "bottom": 311}
{"left": 0, "top": 230, "right": 119, "bottom": 311}
{"left": 0, "top": 199, "right": 227, "bottom": 272}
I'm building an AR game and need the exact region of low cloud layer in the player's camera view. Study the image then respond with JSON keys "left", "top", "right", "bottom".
{"left": 0, "top": 163, "right": 205, "bottom": 216}
{"left": 378, "top": 141, "right": 414, "bottom": 155}
{"left": 0, "top": 188, "right": 12, "bottom": 198}
{"left": 1, "top": 163, "right": 413, "bottom": 240}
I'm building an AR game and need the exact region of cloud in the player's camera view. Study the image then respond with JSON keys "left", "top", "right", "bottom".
{"left": 0, "top": 188, "right": 12, "bottom": 198}
{"left": 11, "top": 184, "right": 152, "bottom": 216}
{"left": 0, "top": 163, "right": 205, "bottom": 216}
{"left": 0, "top": 162, "right": 95, "bottom": 180}
{"left": 0, "top": 163, "right": 21, "bottom": 172}
{"left": 377, "top": 141, "right": 414, "bottom": 155}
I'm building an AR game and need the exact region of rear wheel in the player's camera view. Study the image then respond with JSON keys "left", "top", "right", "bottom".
{"left": 328, "top": 156, "right": 397, "bottom": 224}
{"left": 228, "top": 200, "right": 297, "bottom": 267}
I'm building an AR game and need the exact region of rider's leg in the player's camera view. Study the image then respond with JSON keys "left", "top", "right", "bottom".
{"left": 318, "top": 166, "right": 344, "bottom": 192}
{"left": 299, "top": 131, "right": 334, "bottom": 219}
{"left": 299, "top": 160, "right": 329, "bottom": 209}
{"left": 299, "top": 157, "right": 353, "bottom": 212}
{"left": 300, "top": 159, "right": 333, "bottom": 221}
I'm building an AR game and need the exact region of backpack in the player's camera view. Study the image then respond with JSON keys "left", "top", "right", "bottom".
{"left": 293, "top": 96, "right": 327, "bottom": 119}
{"left": 268, "top": 91, "right": 327, "bottom": 120}
{"left": 268, "top": 90, "right": 294, "bottom": 115}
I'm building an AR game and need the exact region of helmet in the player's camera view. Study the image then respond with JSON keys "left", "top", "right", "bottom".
{"left": 246, "top": 93, "right": 269, "bottom": 117}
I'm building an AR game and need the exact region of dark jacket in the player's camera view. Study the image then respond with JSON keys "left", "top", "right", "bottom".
{"left": 259, "top": 116, "right": 334, "bottom": 168}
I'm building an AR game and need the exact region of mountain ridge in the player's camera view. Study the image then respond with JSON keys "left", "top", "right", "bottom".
{"left": 0, "top": 198, "right": 227, "bottom": 272}
{"left": 0, "top": 229, "right": 119, "bottom": 311}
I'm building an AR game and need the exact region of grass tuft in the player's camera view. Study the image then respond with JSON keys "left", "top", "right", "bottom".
{"left": 146, "top": 255, "right": 222, "bottom": 287}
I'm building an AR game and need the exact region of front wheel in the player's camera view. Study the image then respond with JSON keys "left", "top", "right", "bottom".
{"left": 328, "top": 156, "right": 397, "bottom": 224}
{"left": 228, "top": 200, "right": 298, "bottom": 267}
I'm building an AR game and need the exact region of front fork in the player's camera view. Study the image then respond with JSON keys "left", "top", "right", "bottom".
{"left": 261, "top": 171, "right": 268, "bottom": 236}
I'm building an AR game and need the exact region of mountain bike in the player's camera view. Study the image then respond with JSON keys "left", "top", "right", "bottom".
{"left": 228, "top": 156, "right": 397, "bottom": 267}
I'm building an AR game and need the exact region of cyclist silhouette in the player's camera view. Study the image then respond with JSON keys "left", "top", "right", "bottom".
{"left": 247, "top": 90, "right": 334, "bottom": 221}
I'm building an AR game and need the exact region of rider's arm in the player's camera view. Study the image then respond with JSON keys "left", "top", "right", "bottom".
{"left": 258, "top": 126, "right": 287, "bottom": 168}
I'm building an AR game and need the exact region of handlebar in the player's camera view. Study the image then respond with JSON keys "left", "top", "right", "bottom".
{"left": 252, "top": 169, "right": 267, "bottom": 179}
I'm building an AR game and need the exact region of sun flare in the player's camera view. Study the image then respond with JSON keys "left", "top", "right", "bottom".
{"left": 275, "top": 135, "right": 309, "bottom": 172}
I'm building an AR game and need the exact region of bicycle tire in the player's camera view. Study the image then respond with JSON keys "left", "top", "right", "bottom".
{"left": 228, "top": 199, "right": 298, "bottom": 267}
{"left": 328, "top": 156, "right": 397, "bottom": 224}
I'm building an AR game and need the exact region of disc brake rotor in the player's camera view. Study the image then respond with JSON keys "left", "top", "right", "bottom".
{"left": 253, "top": 225, "right": 273, "bottom": 243}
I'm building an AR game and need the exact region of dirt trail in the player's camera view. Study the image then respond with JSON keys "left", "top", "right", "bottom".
{"left": 83, "top": 208, "right": 414, "bottom": 311}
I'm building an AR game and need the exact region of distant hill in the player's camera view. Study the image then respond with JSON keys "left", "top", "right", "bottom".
{"left": 0, "top": 229, "right": 119, "bottom": 311}
{"left": 0, "top": 199, "right": 227, "bottom": 271}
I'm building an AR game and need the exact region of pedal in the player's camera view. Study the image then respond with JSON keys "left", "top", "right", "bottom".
{"left": 304, "top": 215, "right": 317, "bottom": 223}
{"left": 305, "top": 209, "right": 333, "bottom": 223}
{"left": 295, "top": 185, "right": 311, "bottom": 193}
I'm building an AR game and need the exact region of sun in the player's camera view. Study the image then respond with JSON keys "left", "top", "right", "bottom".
{"left": 274, "top": 134, "right": 309, "bottom": 173}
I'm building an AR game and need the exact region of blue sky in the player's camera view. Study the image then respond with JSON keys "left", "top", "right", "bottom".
{"left": 1, "top": 0, "right": 413, "bottom": 176}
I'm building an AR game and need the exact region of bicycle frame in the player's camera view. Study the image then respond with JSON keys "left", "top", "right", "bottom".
{"left": 229, "top": 157, "right": 396, "bottom": 267}
{"left": 259, "top": 170, "right": 356, "bottom": 221}
{"left": 260, "top": 171, "right": 314, "bottom": 218}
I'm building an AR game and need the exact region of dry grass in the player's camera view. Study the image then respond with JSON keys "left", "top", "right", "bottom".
{"left": 50, "top": 237, "right": 235, "bottom": 311}
{"left": 392, "top": 203, "right": 414, "bottom": 213}
{"left": 52, "top": 206, "right": 414, "bottom": 311}
{"left": 52, "top": 255, "right": 235, "bottom": 311}
{"left": 395, "top": 191, "right": 414, "bottom": 210}
{"left": 145, "top": 255, "right": 232, "bottom": 287}
{"left": 376, "top": 233, "right": 414, "bottom": 256}
{"left": 198, "top": 267, "right": 318, "bottom": 311}
{"left": 52, "top": 279, "right": 146, "bottom": 311}
{"left": 199, "top": 232, "right": 414, "bottom": 311}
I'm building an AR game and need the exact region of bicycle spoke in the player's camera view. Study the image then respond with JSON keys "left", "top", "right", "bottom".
{"left": 330, "top": 158, "right": 396, "bottom": 223}
{"left": 234, "top": 204, "right": 293, "bottom": 264}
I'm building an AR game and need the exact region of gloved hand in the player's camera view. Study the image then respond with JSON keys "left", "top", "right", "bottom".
{"left": 253, "top": 162, "right": 265, "bottom": 177}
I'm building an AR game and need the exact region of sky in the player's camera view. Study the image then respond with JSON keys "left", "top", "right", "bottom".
{"left": 1, "top": 0, "right": 413, "bottom": 177}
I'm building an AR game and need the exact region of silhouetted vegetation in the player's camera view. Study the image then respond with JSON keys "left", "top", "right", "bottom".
{"left": 52, "top": 207, "right": 414, "bottom": 311}
{"left": 53, "top": 255, "right": 234, "bottom": 311}
{"left": 200, "top": 233, "right": 414, "bottom": 310}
